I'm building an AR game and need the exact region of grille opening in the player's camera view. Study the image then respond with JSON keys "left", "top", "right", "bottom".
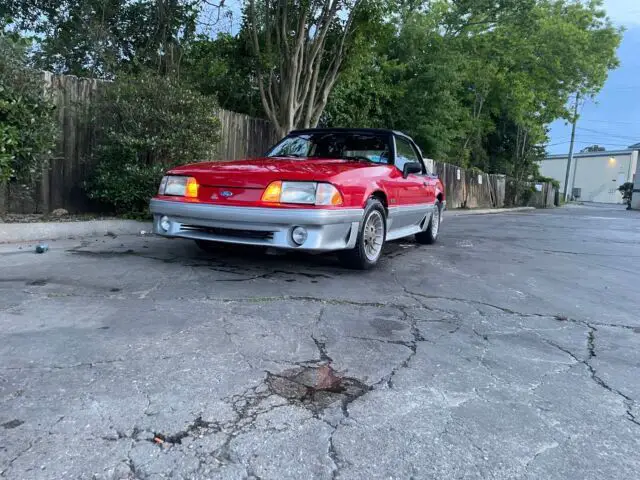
{"left": 180, "top": 225, "right": 274, "bottom": 240}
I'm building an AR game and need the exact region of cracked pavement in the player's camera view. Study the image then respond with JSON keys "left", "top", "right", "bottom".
{"left": 1, "top": 204, "right": 639, "bottom": 479}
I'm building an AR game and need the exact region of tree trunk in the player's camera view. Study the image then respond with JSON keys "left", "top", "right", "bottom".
{"left": 248, "top": 0, "right": 360, "bottom": 136}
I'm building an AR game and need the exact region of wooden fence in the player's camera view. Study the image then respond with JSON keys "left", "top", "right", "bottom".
{"left": 0, "top": 73, "right": 277, "bottom": 214}
{"left": 434, "top": 162, "right": 507, "bottom": 209}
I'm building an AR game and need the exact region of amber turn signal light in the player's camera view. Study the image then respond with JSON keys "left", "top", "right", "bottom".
{"left": 185, "top": 177, "right": 199, "bottom": 198}
{"left": 261, "top": 181, "right": 283, "bottom": 203}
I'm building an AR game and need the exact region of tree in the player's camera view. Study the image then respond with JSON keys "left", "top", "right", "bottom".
{"left": 581, "top": 145, "right": 606, "bottom": 152}
{"left": 0, "top": 34, "right": 58, "bottom": 183}
{"left": 181, "top": 33, "right": 264, "bottom": 116}
{"left": 323, "top": 0, "right": 620, "bottom": 178}
{"left": 3, "top": 0, "right": 201, "bottom": 78}
{"left": 246, "top": 0, "right": 382, "bottom": 137}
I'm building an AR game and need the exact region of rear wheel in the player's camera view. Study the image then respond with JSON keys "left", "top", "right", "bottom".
{"left": 338, "top": 199, "right": 386, "bottom": 270}
{"left": 415, "top": 201, "right": 441, "bottom": 244}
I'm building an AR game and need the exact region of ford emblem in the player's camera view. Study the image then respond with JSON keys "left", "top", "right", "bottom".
{"left": 220, "top": 190, "right": 233, "bottom": 198}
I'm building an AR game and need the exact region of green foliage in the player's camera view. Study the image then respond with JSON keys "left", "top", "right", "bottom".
{"left": 4, "top": 0, "right": 200, "bottom": 78}
{"left": 505, "top": 178, "right": 537, "bottom": 207}
{"left": 181, "top": 33, "right": 263, "bottom": 116}
{"left": 324, "top": 0, "right": 621, "bottom": 178}
{"left": 581, "top": 144, "right": 606, "bottom": 152}
{"left": 86, "top": 72, "right": 220, "bottom": 214}
{"left": 2, "top": 0, "right": 624, "bottom": 189}
{"left": 0, "top": 34, "right": 58, "bottom": 183}
{"left": 536, "top": 175, "right": 561, "bottom": 189}
{"left": 618, "top": 182, "right": 633, "bottom": 205}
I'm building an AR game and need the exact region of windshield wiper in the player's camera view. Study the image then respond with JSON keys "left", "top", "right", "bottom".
{"left": 342, "top": 155, "right": 373, "bottom": 163}
{"left": 272, "top": 153, "right": 307, "bottom": 158}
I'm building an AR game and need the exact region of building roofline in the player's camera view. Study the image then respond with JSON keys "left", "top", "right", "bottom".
{"left": 543, "top": 149, "right": 636, "bottom": 160}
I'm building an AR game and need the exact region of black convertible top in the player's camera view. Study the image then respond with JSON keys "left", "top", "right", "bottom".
{"left": 289, "top": 127, "right": 415, "bottom": 142}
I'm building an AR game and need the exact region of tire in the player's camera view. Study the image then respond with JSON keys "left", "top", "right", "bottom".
{"left": 416, "top": 201, "right": 441, "bottom": 244}
{"left": 338, "top": 198, "right": 386, "bottom": 270}
{"left": 194, "top": 239, "right": 218, "bottom": 253}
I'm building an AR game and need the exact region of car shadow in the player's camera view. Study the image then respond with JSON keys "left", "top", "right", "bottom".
{"left": 68, "top": 236, "right": 426, "bottom": 281}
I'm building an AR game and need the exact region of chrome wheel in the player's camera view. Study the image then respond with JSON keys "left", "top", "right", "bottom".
{"left": 363, "top": 210, "right": 384, "bottom": 261}
{"left": 431, "top": 206, "right": 440, "bottom": 239}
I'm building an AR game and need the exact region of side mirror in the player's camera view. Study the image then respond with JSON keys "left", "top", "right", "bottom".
{"left": 403, "top": 162, "right": 422, "bottom": 178}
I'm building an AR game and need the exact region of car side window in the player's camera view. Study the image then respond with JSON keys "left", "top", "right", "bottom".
{"left": 394, "top": 136, "right": 423, "bottom": 173}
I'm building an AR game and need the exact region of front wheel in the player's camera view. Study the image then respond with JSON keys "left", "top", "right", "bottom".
{"left": 338, "top": 199, "right": 386, "bottom": 270}
{"left": 416, "top": 202, "right": 441, "bottom": 244}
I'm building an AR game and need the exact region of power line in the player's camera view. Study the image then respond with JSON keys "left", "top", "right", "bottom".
{"left": 580, "top": 119, "right": 639, "bottom": 126}
{"left": 576, "top": 127, "right": 640, "bottom": 142}
{"left": 546, "top": 141, "right": 635, "bottom": 148}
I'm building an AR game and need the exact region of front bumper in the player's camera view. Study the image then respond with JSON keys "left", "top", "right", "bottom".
{"left": 149, "top": 199, "right": 364, "bottom": 251}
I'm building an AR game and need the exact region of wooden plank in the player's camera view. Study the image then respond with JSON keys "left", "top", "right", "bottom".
{"left": 50, "top": 75, "right": 65, "bottom": 209}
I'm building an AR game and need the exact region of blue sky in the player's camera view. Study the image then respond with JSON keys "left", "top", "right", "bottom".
{"left": 547, "top": 0, "right": 640, "bottom": 154}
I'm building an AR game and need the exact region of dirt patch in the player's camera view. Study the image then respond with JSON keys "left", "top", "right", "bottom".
{"left": 266, "top": 366, "right": 370, "bottom": 413}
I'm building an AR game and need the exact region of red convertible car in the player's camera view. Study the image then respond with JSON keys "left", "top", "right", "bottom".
{"left": 150, "top": 128, "right": 445, "bottom": 269}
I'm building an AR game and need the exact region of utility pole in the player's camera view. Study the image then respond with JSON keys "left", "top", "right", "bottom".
{"left": 563, "top": 92, "right": 580, "bottom": 202}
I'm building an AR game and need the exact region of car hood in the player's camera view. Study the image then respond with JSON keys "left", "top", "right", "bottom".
{"left": 168, "top": 158, "right": 376, "bottom": 188}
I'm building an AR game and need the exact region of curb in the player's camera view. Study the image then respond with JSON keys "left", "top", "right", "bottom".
{"left": 0, "top": 220, "right": 152, "bottom": 244}
{"left": 446, "top": 207, "right": 536, "bottom": 216}
{"left": 0, "top": 206, "right": 537, "bottom": 243}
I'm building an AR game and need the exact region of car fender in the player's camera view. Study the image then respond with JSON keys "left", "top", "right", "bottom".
{"left": 361, "top": 182, "right": 392, "bottom": 210}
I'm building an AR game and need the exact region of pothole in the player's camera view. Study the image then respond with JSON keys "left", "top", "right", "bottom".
{"left": 266, "top": 365, "right": 370, "bottom": 412}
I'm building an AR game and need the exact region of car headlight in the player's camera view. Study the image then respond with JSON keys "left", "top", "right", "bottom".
{"left": 158, "top": 176, "right": 199, "bottom": 198}
{"left": 261, "top": 181, "right": 343, "bottom": 206}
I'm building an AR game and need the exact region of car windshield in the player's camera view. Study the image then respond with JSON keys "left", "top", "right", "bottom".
{"left": 267, "top": 132, "right": 390, "bottom": 164}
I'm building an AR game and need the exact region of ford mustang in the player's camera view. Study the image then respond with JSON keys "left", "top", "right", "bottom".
{"left": 150, "top": 128, "right": 445, "bottom": 269}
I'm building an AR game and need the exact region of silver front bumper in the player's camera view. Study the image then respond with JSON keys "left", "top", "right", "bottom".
{"left": 149, "top": 199, "right": 364, "bottom": 251}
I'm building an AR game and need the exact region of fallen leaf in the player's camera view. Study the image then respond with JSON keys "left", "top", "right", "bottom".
{"left": 314, "top": 365, "right": 343, "bottom": 392}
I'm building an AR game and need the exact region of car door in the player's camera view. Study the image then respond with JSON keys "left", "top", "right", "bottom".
{"left": 390, "top": 135, "right": 434, "bottom": 229}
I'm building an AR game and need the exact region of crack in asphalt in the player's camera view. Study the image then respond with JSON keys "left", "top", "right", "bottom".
{"left": 520, "top": 441, "right": 561, "bottom": 476}
{"left": 377, "top": 307, "right": 425, "bottom": 390}
{"left": 4, "top": 271, "right": 639, "bottom": 477}
{"left": 0, "top": 417, "right": 64, "bottom": 478}
{"left": 154, "top": 416, "right": 222, "bottom": 445}
{"left": 1, "top": 441, "right": 34, "bottom": 478}
{"left": 311, "top": 308, "right": 333, "bottom": 364}
{"left": 541, "top": 326, "right": 639, "bottom": 428}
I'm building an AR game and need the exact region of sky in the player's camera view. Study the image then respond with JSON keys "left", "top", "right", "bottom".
{"left": 547, "top": 0, "right": 640, "bottom": 154}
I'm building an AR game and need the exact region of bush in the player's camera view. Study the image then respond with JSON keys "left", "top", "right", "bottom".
{"left": 618, "top": 182, "right": 633, "bottom": 207}
{"left": 0, "top": 35, "right": 58, "bottom": 183}
{"left": 535, "top": 175, "right": 561, "bottom": 189}
{"left": 86, "top": 72, "right": 220, "bottom": 214}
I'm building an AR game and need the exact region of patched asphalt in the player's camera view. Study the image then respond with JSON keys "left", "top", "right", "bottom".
{"left": 1, "top": 204, "right": 639, "bottom": 479}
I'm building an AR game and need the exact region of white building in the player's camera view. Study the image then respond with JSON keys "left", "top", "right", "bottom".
{"left": 539, "top": 144, "right": 639, "bottom": 204}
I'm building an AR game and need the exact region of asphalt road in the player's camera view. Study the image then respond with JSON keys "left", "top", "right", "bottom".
{"left": 1, "top": 204, "right": 639, "bottom": 480}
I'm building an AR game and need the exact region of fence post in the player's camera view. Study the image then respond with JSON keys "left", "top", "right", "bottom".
{"left": 0, "top": 181, "right": 7, "bottom": 216}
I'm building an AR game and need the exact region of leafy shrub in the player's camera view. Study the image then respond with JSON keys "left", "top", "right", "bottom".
{"left": 618, "top": 182, "right": 633, "bottom": 207}
{"left": 535, "top": 175, "right": 561, "bottom": 189}
{"left": 86, "top": 72, "right": 220, "bottom": 214}
{"left": 505, "top": 178, "right": 537, "bottom": 207}
{"left": 0, "top": 34, "right": 58, "bottom": 183}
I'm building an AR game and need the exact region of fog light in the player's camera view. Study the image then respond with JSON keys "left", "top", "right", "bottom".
{"left": 160, "top": 215, "right": 171, "bottom": 232}
{"left": 291, "top": 226, "right": 308, "bottom": 246}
